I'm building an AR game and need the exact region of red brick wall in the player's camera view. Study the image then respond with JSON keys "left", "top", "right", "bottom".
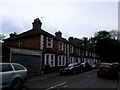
{"left": 23, "top": 36, "right": 40, "bottom": 49}
{"left": 4, "top": 35, "right": 40, "bottom": 49}
{"left": 4, "top": 40, "right": 19, "bottom": 47}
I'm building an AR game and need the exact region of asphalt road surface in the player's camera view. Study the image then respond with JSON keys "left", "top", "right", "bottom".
{"left": 25, "top": 70, "right": 120, "bottom": 90}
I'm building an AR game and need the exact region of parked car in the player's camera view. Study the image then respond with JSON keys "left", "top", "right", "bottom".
{"left": 97, "top": 62, "right": 120, "bottom": 79}
{"left": 0, "top": 63, "right": 28, "bottom": 90}
{"left": 59, "top": 63, "right": 84, "bottom": 75}
{"left": 81, "top": 62, "right": 92, "bottom": 71}
{"left": 91, "top": 63, "right": 98, "bottom": 69}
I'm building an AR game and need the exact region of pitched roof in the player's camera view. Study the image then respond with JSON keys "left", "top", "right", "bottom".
{"left": 4, "top": 29, "right": 55, "bottom": 41}
{"left": 4, "top": 28, "right": 69, "bottom": 44}
{"left": 4, "top": 27, "right": 83, "bottom": 49}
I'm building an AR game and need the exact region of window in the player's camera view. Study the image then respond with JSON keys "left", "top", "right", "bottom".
{"left": 76, "top": 49, "right": 79, "bottom": 54}
{"left": 76, "top": 58, "right": 79, "bottom": 63}
{"left": 86, "top": 51, "right": 88, "bottom": 56}
{"left": 47, "top": 37, "right": 53, "bottom": 48}
{"left": 51, "top": 55, "right": 54, "bottom": 60}
{"left": 59, "top": 56, "right": 62, "bottom": 65}
{"left": 62, "top": 57, "right": 65, "bottom": 65}
{"left": 12, "top": 64, "right": 25, "bottom": 70}
{"left": 79, "top": 49, "right": 81, "bottom": 56}
{"left": 58, "top": 55, "right": 66, "bottom": 66}
{"left": 70, "top": 45, "right": 73, "bottom": 53}
{"left": 46, "top": 55, "right": 49, "bottom": 65}
{"left": 82, "top": 51, "right": 84, "bottom": 56}
{"left": 69, "top": 57, "right": 74, "bottom": 63}
{"left": 51, "top": 55, "right": 54, "bottom": 66}
{"left": 45, "top": 54, "right": 55, "bottom": 67}
{"left": 2, "top": 64, "right": 13, "bottom": 72}
{"left": 19, "top": 40, "right": 23, "bottom": 47}
{"left": 51, "top": 61, "right": 53, "bottom": 65}
{"left": 59, "top": 42, "right": 64, "bottom": 51}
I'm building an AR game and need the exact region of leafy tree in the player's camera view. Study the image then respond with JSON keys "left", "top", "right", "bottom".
{"left": 68, "top": 30, "right": 120, "bottom": 63}
{"left": 0, "top": 34, "right": 5, "bottom": 43}
{"left": 93, "top": 30, "right": 120, "bottom": 62}
{"left": 110, "top": 30, "right": 119, "bottom": 40}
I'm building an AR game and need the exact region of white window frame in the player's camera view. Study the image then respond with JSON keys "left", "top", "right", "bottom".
{"left": 70, "top": 45, "right": 73, "bottom": 53}
{"left": 59, "top": 42, "right": 64, "bottom": 51}
{"left": 86, "top": 51, "right": 88, "bottom": 56}
{"left": 76, "top": 48, "right": 79, "bottom": 55}
{"left": 58, "top": 55, "right": 66, "bottom": 66}
{"left": 82, "top": 51, "right": 84, "bottom": 56}
{"left": 18, "top": 40, "right": 23, "bottom": 47}
{"left": 64, "top": 44, "right": 66, "bottom": 54}
{"left": 76, "top": 58, "right": 81, "bottom": 63}
{"left": 45, "top": 54, "right": 55, "bottom": 67}
{"left": 40, "top": 35, "right": 44, "bottom": 50}
{"left": 46, "top": 37, "right": 53, "bottom": 48}
{"left": 69, "top": 57, "right": 74, "bottom": 63}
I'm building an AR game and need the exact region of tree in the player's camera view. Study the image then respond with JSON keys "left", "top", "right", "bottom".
{"left": 93, "top": 30, "right": 120, "bottom": 62}
{"left": 0, "top": 34, "right": 5, "bottom": 43}
{"left": 110, "top": 30, "right": 119, "bottom": 40}
{"left": 68, "top": 30, "right": 120, "bottom": 63}
{"left": 94, "top": 30, "right": 112, "bottom": 40}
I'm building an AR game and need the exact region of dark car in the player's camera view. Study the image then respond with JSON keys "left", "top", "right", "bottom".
{"left": 59, "top": 63, "right": 84, "bottom": 75}
{"left": 97, "top": 62, "right": 120, "bottom": 79}
{"left": 81, "top": 62, "right": 92, "bottom": 71}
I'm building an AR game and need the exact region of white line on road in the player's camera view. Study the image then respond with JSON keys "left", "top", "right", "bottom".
{"left": 46, "top": 82, "right": 66, "bottom": 90}
{"left": 63, "top": 85, "right": 68, "bottom": 88}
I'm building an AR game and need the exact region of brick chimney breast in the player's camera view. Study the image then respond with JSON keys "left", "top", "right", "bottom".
{"left": 32, "top": 18, "right": 42, "bottom": 30}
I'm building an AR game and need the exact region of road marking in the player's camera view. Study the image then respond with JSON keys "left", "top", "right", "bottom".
{"left": 46, "top": 82, "right": 66, "bottom": 90}
{"left": 63, "top": 85, "right": 68, "bottom": 88}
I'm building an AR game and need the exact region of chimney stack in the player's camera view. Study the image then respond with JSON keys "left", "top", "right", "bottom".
{"left": 32, "top": 18, "right": 42, "bottom": 30}
{"left": 55, "top": 31, "right": 62, "bottom": 38}
{"left": 9, "top": 32, "right": 17, "bottom": 37}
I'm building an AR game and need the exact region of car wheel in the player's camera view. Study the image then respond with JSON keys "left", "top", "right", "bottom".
{"left": 11, "top": 78, "right": 22, "bottom": 90}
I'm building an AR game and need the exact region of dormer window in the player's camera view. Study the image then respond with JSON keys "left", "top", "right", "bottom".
{"left": 47, "top": 37, "right": 53, "bottom": 48}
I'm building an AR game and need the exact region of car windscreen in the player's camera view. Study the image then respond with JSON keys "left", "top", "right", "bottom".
{"left": 99, "top": 63, "right": 112, "bottom": 68}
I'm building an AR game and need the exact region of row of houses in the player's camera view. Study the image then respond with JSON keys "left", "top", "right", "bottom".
{"left": 2, "top": 18, "right": 100, "bottom": 75}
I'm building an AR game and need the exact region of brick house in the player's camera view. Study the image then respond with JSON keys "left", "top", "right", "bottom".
{"left": 3, "top": 18, "right": 99, "bottom": 75}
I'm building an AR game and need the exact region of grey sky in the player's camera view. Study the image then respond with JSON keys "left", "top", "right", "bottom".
{"left": 1, "top": 0, "right": 119, "bottom": 39}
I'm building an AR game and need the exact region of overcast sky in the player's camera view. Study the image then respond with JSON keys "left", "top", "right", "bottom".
{"left": 1, "top": 0, "right": 119, "bottom": 39}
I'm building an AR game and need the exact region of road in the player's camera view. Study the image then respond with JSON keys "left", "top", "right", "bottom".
{"left": 25, "top": 70, "right": 120, "bottom": 89}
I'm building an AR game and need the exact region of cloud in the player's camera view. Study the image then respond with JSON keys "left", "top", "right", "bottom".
{"left": 1, "top": 1, "right": 118, "bottom": 39}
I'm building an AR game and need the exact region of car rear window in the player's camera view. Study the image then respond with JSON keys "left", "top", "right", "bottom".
{"left": 1, "top": 64, "right": 13, "bottom": 72}
{"left": 12, "top": 64, "right": 25, "bottom": 70}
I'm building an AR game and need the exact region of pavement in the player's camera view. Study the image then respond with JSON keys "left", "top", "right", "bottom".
{"left": 28, "top": 72, "right": 59, "bottom": 83}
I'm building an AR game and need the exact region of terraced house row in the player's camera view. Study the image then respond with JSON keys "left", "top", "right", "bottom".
{"left": 3, "top": 18, "right": 100, "bottom": 75}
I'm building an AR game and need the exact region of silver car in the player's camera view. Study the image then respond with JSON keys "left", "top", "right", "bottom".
{"left": 0, "top": 63, "right": 28, "bottom": 90}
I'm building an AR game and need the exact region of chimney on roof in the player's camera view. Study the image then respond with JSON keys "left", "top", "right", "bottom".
{"left": 9, "top": 32, "right": 17, "bottom": 37}
{"left": 32, "top": 18, "right": 42, "bottom": 30}
{"left": 55, "top": 31, "right": 62, "bottom": 38}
